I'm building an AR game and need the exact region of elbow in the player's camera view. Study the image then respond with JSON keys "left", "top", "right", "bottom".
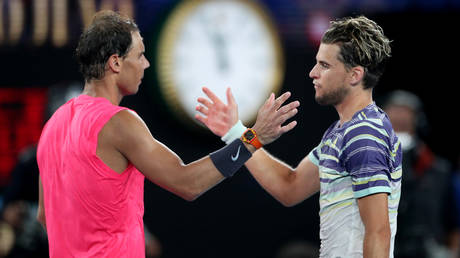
{"left": 379, "top": 227, "right": 391, "bottom": 244}
{"left": 164, "top": 180, "right": 202, "bottom": 202}
{"left": 182, "top": 192, "right": 200, "bottom": 202}
{"left": 363, "top": 228, "right": 391, "bottom": 257}
{"left": 276, "top": 193, "right": 299, "bottom": 207}
{"left": 374, "top": 224, "right": 391, "bottom": 240}
{"left": 279, "top": 198, "right": 298, "bottom": 207}
{"left": 282, "top": 201, "right": 296, "bottom": 208}
{"left": 279, "top": 189, "right": 317, "bottom": 207}
{"left": 178, "top": 185, "right": 203, "bottom": 202}
{"left": 366, "top": 225, "right": 391, "bottom": 248}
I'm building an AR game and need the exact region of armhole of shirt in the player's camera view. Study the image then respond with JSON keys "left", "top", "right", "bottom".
{"left": 91, "top": 107, "right": 134, "bottom": 177}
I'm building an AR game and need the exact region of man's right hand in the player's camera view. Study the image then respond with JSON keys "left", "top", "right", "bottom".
{"left": 195, "top": 87, "right": 300, "bottom": 145}
{"left": 252, "top": 91, "right": 299, "bottom": 145}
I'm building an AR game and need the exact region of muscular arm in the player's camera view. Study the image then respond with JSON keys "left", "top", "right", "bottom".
{"left": 357, "top": 193, "right": 391, "bottom": 258}
{"left": 107, "top": 110, "right": 225, "bottom": 201}
{"left": 245, "top": 149, "right": 320, "bottom": 207}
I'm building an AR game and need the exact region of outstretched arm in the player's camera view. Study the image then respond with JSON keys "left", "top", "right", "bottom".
{"left": 101, "top": 90, "right": 298, "bottom": 201}
{"left": 109, "top": 110, "right": 224, "bottom": 201}
{"left": 196, "top": 87, "right": 320, "bottom": 206}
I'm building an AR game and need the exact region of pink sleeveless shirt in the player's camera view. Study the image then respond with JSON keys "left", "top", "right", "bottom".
{"left": 37, "top": 95, "right": 145, "bottom": 257}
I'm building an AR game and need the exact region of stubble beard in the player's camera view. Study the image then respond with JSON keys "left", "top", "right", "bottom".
{"left": 315, "top": 84, "right": 349, "bottom": 106}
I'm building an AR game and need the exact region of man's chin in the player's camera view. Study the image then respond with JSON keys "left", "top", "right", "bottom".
{"left": 315, "top": 90, "right": 347, "bottom": 106}
{"left": 315, "top": 95, "right": 328, "bottom": 106}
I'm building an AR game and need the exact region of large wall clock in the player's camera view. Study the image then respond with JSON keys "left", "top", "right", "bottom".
{"left": 157, "top": 0, "right": 284, "bottom": 127}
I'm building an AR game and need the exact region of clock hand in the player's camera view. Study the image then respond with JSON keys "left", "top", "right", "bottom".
{"left": 212, "top": 33, "right": 229, "bottom": 73}
{"left": 200, "top": 17, "right": 229, "bottom": 73}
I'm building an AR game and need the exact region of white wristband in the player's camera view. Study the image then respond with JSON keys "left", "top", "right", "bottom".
{"left": 221, "top": 120, "right": 247, "bottom": 144}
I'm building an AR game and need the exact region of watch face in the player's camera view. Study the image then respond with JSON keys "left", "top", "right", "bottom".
{"left": 157, "top": 0, "right": 284, "bottom": 126}
{"left": 244, "top": 129, "right": 255, "bottom": 141}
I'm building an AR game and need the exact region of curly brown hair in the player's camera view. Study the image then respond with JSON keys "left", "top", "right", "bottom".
{"left": 321, "top": 16, "right": 391, "bottom": 89}
{"left": 75, "top": 10, "right": 139, "bottom": 83}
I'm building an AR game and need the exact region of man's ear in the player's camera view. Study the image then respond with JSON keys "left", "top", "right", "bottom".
{"left": 107, "top": 54, "right": 122, "bottom": 73}
{"left": 350, "top": 66, "right": 365, "bottom": 86}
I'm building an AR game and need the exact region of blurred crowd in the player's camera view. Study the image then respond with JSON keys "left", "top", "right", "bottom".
{"left": 380, "top": 90, "right": 460, "bottom": 258}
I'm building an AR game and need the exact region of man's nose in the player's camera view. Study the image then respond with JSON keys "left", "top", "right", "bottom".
{"left": 308, "top": 64, "right": 317, "bottom": 79}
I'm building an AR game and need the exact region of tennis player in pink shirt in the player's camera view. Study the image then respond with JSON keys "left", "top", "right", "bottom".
{"left": 36, "top": 10, "right": 299, "bottom": 257}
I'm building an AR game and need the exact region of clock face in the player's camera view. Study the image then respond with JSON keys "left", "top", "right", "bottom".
{"left": 157, "top": 0, "right": 284, "bottom": 126}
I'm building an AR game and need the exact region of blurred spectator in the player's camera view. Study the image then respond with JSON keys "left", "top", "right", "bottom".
{"left": 275, "top": 240, "right": 319, "bottom": 258}
{"left": 0, "top": 221, "right": 14, "bottom": 257}
{"left": 0, "top": 146, "right": 48, "bottom": 257}
{"left": 382, "top": 90, "right": 459, "bottom": 258}
{"left": 145, "top": 224, "right": 162, "bottom": 258}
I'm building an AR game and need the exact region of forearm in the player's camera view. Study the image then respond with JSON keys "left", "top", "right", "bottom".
{"left": 179, "top": 157, "right": 226, "bottom": 200}
{"left": 144, "top": 139, "right": 251, "bottom": 201}
{"left": 246, "top": 149, "right": 320, "bottom": 206}
{"left": 179, "top": 139, "right": 255, "bottom": 200}
{"left": 245, "top": 149, "right": 297, "bottom": 205}
{"left": 144, "top": 151, "right": 225, "bottom": 201}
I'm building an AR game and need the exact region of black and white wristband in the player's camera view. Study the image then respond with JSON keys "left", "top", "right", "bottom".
{"left": 210, "top": 138, "right": 252, "bottom": 178}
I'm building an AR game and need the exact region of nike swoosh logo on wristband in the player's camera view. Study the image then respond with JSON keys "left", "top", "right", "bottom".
{"left": 231, "top": 146, "right": 241, "bottom": 161}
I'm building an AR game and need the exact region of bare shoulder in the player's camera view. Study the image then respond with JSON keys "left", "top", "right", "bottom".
{"left": 109, "top": 109, "right": 146, "bottom": 129}
{"left": 100, "top": 109, "right": 153, "bottom": 151}
{"left": 104, "top": 110, "right": 150, "bottom": 137}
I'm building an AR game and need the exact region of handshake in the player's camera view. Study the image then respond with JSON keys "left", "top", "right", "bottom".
{"left": 194, "top": 87, "right": 300, "bottom": 150}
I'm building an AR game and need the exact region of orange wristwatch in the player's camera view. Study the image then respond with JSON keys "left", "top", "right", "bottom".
{"left": 241, "top": 128, "right": 263, "bottom": 149}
